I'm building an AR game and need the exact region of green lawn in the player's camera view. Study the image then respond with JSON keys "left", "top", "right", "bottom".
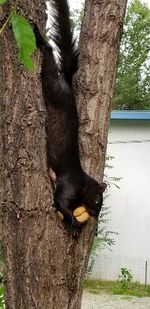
{"left": 84, "top": 280, "right": 150, "bottom": 297}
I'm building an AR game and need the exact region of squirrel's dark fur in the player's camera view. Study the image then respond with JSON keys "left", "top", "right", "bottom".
{"left": 34, "top": 0, "right": 106, "bottom": 225}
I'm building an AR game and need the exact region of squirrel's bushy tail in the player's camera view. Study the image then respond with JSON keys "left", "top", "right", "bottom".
{"left": 50, "top": 0, "right": 78, "bottom": 86}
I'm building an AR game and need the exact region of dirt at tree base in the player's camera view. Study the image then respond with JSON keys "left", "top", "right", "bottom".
{"left": 82, "top": 291, "right": 150, "bottom": 309}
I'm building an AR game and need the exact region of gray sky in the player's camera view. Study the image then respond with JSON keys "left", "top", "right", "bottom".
{"left": 68, "top": 0, "right": 150, "bottom": 10}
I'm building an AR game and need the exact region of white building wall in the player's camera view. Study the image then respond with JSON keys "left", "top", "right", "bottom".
{"left": 91, "top": 120, "right": 150, "bottom": 284}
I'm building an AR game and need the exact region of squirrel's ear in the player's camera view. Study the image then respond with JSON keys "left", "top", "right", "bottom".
{"left": 99, "top": 182, "right": 107, "bottom": 192}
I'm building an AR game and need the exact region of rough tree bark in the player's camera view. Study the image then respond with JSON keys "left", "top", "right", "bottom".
{"left": 0, "top": 0, "right": 127, "bottom": 308}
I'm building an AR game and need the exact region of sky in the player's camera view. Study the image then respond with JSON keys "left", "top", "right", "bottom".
{"left": 68, "top": 0, "right": 150, "bottom": 10}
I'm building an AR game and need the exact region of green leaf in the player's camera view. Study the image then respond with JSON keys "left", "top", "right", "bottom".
{"left": 11, "top": 15, "right": 36, "bottom": 71}
{"left": 0, "top": 0, "right": 7, "bottom": 5}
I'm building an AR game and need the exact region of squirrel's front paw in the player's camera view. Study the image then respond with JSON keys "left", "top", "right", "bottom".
{"left": 57, "top": 211, "right": 64, "bottom": 221}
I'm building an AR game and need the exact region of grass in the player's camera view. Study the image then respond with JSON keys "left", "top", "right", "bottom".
{"left": 84, "top": 279, "right": 150, "bottom": 297}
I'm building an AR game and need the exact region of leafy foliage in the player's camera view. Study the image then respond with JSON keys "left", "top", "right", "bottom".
{"left": 0, "top": 0, "right": 7, "bottom": 5}
{"left": 113, "top": 0, "right": 150, "bottom": 110}
{"left": 119, "top": 267, "right": 133, "bottom": 289}
{"left": 70, "top": 2, "right": 85, "bottom": 37}
{"left": 0, "top": 1, "right": 36, "bottom": 70}
{"left": 71, "top": 0, "right": 150, "bottom": 110}
{"left": 0, "top": 285, "right": 4, "bottom": 309}
{"left": 11, "top": 15, "right": 36, "bottom": 70}
{"left": 0, "top": 271, "right": 3, "bottom": 284}
{"left": 0, "top": 257, "right": 4, "bottom": 309}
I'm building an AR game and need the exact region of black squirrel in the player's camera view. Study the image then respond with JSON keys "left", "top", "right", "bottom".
{"left": 34, "top": 0, "right": 107, "bottom": 226}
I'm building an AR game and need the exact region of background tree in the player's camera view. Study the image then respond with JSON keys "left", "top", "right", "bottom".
{"left": 0, "top": 0, "right": 127, "bottom": 308}
{"left": 72, "top": 0, "right": 150, "bottom": 111}
{"left": 113, "top": 0, "right": 150, "bottom": 110}
{"left": 70, "top": 2, "right": 84, "bottom": 37}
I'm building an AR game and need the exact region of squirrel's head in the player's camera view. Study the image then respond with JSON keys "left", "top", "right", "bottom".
{"left": 83, "top": 176, "right": 107, "bottom": 217}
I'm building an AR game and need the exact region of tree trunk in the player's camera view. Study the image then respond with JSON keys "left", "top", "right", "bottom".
{"left": 0, "top": 0, "right": 127, "bottom": 308}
